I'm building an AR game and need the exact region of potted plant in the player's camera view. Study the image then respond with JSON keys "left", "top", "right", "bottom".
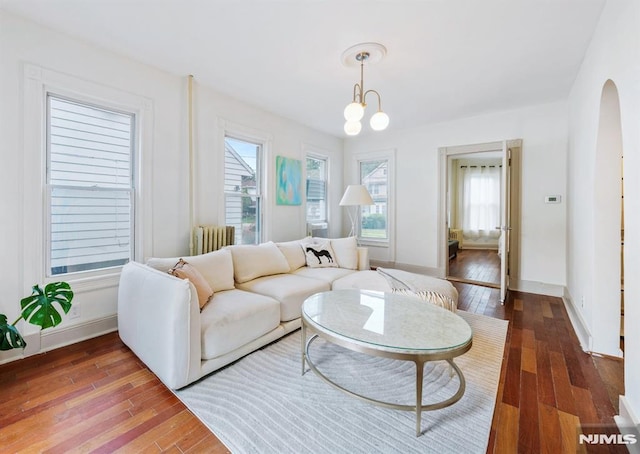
{"left": 0, "top": 282, "right": 74, "bottom": 350}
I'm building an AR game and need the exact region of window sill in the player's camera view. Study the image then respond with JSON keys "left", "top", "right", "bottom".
{"left": 358, "top": 238, "right": 389, "bottom": 248}
{"left": 47, "top": 268, "right": 122, "bottom": 293}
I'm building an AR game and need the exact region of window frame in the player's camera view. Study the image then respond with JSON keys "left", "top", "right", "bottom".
{"left": 45, "top": 93, "right": 136, "bottom": 277}
{"left": 222, "top": 127, "right": 268, "bottom": 245}
{"left": 352, "top": 149, "right": 395, "bottom": 250}
{"left": 23, "top": 64, "right": 152, "bottom": 290}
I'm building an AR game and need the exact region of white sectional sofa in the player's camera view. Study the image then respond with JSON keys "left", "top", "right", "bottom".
{"left": 117, "top": 236, "right": 458, "bottom": 389}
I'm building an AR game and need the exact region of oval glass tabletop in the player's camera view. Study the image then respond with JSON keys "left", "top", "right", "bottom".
{"left": 302, "top": 289, "right": 472, "bottom": 354}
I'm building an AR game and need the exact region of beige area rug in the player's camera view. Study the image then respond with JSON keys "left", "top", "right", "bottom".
{"left": 175, "top": 311, "right": 508, "bottom": 454}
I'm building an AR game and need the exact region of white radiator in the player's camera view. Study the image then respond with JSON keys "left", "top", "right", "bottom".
{"left": 449, "top": 228, "right": 463, "bottom": 249}
{"left": 195, "top": 225, "right": 235, "bottom": 254}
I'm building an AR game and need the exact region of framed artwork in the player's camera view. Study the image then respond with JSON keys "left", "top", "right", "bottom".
{"left": 276, "top": 156, "right": 302, "bottom": 205}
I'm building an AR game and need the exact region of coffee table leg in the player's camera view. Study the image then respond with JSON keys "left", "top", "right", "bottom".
{"left": 301, "top": 321, "right": 306, "bottom": 376}
{"left": 416, "top": 360, "right": 424, "bottom": 436}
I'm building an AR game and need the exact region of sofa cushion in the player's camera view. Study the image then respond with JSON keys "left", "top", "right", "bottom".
{"left": 147, "top": 248, "right": 235, "bottom": 292}
{"left": 276, "top": 239, "right": 307, "bottom": 271}
{"left": 302, "top": 240, "right": 338, "bottom": 268}
{"left": 326, "top": 237, "right": 358, "bottom": 270}
{"left": 168, "top": 259, "right": 213, "bottom": 309}
{"left": 228, "top": 241, "right": 291, "bottom": 283}
{"left": 236, "top": 274, "right": 330, "bottom": 321}
{"left": 200, "top": 289, "right": 280, "bottom": 360}
{"left": 292, "top": 266, "right": 356, "bottom": 284}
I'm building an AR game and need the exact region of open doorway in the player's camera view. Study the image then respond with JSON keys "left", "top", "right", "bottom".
{"left": 592, "top": 79, "right": 625, "bottom": 358}
{"left": 447, "top": 152, "right": 502, "bottom": 287}
{"left": 439, "top": 140, "right": 521, "bottom": 302}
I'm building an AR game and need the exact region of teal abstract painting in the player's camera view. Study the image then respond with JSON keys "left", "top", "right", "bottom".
{"left": 276, "top": 156, "right": 302, "bottom": 205}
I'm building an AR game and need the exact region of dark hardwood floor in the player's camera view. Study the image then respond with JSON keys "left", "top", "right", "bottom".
{"left": 0, "top": 285, "right": 625, "bottom": 453}
{"left": 449, "top": 248, "right": 501, "bottom": 285}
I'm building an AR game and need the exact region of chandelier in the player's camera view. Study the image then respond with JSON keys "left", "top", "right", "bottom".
{"left": 342, "top": 43, "right": 389, "bottom": 136}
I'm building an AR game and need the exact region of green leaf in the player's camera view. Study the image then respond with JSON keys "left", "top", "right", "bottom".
{"left": 0, "top": 314, "right": 27, "bottom": 350}
{"left": 20, "top": 282, "right": 74, "bottom": 330}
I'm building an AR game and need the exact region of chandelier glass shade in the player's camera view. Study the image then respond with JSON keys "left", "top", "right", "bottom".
{"left": 343, "top": 50, "right": 389, "bottom": 136}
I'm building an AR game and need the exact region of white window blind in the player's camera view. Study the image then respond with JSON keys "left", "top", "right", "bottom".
{"left": 47, "top": 95, "right": 135, "bottom": 276}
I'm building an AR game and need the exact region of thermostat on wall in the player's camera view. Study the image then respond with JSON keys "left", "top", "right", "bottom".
{"left": 545, "top": 195, "right": 561, "bottom": 204}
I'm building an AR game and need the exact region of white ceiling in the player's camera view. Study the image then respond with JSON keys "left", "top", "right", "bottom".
{"left": 0, "top": 0, "right": 606, "bottom": 137}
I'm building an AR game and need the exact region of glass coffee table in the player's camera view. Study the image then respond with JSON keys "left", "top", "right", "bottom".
{"left": 301, "top": 289, "right": 473, "bottom": 436}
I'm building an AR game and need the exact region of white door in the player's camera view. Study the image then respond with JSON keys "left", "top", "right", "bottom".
{"left": 499, "top": 142, "right": 511, "bottom": 302}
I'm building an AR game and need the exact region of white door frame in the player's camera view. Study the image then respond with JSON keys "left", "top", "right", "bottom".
{"left": 438, "top": 139, "right": 522, "bottom": 302}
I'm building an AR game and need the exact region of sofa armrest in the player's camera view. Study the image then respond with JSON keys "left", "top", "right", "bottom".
{"left": 117, "top": 262, "right": 201, "bottom": 389}
{"left": 357, "top": 247, "right": 370, "bottom": 271}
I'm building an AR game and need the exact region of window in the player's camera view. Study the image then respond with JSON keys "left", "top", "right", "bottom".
{"left": 458, "top": 165, "right": 501, "bottom": 236}
{"left": 359, "top": 159, "right": 388, "bottom": 240}
{"left": 224, "top": 136, "right": 262, "bottom": 244}
{"left": 306, "top": 155, "right": 328, "bottom": 223}
{"left": 47, "top": 95, "right": 135, "bottom": 276}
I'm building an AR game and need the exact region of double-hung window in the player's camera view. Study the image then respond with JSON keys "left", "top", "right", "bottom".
{"left": 224, "top": 136, "right": 262, "bottom": 245}
{"left": 305, "top": 155, "right": 328, "bottom": 224}
{"left": 359, "top": 159, "right": 389, "bottom": 240}
{"left": 46, "top": 95, "right": 135, "bottom": 276}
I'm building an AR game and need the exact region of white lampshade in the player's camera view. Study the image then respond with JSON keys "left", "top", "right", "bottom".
{"left": 339, "top": 185, "right": 374, "bottom": 206}
{"left": 344, "top": 102, "right": 365, "bottom": 121}
{"left": 344, "top": 120, "right": 362, "bottom": 136}
{"left": 369, "top": 111, "right": 390, "bottom": 131}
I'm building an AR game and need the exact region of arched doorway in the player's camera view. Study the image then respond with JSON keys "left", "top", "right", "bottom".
{"left": 592, "top": 80, "right": 624, "bottom": 358}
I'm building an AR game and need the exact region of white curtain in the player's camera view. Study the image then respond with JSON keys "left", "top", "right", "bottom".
{"left": 458, "top": 165, "right": 501, "bottom": 240}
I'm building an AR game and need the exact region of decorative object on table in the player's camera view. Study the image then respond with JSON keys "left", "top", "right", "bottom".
{"left": 275, "top": 156, "right": 302, "bottom": 205}
{"left": 339, "top": 184, "right": 374, "bottom": 238}
{"left": 0, "top": 282, "right": 74, "bottom": 350}
{"left": 342, "top": 42, "right": 390, "bottom": 136}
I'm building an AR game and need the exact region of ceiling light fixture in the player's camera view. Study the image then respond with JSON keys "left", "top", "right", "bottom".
{"left": 342, "top": 43, "right": 389, "bottom": 136}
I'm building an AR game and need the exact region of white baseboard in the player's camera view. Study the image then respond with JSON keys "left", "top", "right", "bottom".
{"left": 510, "top": 279, "right": 564, "bottom": 297}
{"left": 616, "top": 396, "right": 640, "bottom": 453}
{"left": 561, "top": 287, "right": 592, "bottom": 352}
{"left": 0, "top": 315, "right": 117, "bottom": 365}
{"left": 41, "top": 315, "right": 118, "bottom": 353}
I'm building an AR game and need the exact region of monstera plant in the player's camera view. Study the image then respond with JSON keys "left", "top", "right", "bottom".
{"left": 0, "top": 282, "right": 74, "bottom": 351}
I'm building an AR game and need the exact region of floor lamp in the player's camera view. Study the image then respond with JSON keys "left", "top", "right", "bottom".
{"left": 339, "top": 185, "right": 374, "bottom": 238}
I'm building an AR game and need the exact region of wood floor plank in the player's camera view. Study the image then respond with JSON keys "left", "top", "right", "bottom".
{"left": 518, "top": 371, "right": 540, "bottom": 453}
{"left": 535, "top": 340, "right": 556, "bottom": 407}
{"left": 502, "top": 345, "right": 521, "bottom": 407}
{"left": 492, "top": 403, "right": 519, "bottom": 454}
{"left": 549, "top": 350, "right": 577, "bottom": 415}
{"left": 538, "top": 404, "right": 563, "bottom": 454}
{"left": 557, "top": 410, "right": 585, "bottom": 454}
{"left": 521, "top": 346, "right": 537, "bottom": 373}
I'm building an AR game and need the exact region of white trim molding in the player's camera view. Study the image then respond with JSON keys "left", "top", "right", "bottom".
{"left": 562, "top": 286, "right": 593, "bottom": 352}
{"left": 22, "top": 62, "right": 154, "bottom": 288}
{"left": 616, "top": 396, "right": 640, "bottom": 454}
{"left": 350, "top": 148, "right": 396, "bottom": 263}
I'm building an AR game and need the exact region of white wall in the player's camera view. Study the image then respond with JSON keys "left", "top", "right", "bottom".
{"left": 0, "top": 11, "right": 342, "bottom": 363}
{"left": 566, "top": 0, "right": 640, "bottom": 428}
{"left": 191, "top": 83, "right": 343, "bottom": 245}
{"left": 344, "top": 101, "right": 568, "bottom": 290}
